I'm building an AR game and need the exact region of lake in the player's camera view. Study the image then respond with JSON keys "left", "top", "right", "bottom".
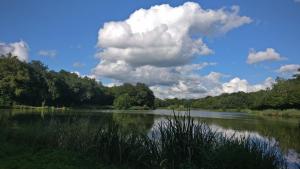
{"left": 0, "top": 109, "right": 299, "bottom": 168}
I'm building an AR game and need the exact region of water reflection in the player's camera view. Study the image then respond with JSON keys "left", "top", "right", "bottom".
{"left": 0, "top": 109, "right": 299, "bottom": 168}
{"left": 207, "top": 124, "right": 299, "bottom": 169}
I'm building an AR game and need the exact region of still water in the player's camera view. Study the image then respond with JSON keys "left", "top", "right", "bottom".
{"left": 0, "top": 109, "right": 299, "bottom": 168}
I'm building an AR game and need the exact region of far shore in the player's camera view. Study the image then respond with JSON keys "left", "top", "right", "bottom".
{"left": 1, "top": 105, "right": 300, "bottom": 118}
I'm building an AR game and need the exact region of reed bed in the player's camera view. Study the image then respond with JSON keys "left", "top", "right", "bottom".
{"left": 0, "top": 111, "right": 287, "bottom": 169}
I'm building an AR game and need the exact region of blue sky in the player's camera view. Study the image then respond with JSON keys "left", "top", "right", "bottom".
{"left": 1, "top": 0, "right": 300, "bottom": 98}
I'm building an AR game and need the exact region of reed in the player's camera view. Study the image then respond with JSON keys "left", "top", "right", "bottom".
{"left": 0, "top": 110, "right": 287, "bottom": 169}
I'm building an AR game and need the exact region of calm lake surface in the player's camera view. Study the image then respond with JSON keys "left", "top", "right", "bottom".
{"left": 1, "top": 109, "right": 299, "bottom": 168}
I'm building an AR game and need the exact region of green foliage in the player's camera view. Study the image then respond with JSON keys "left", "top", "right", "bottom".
{"left": 0, "top": 54, "right": 31, "bottom": 105}
{"left": 155, "top": 98, "right": 191, "bottom": 109}
{"left": 0, "top": 55, "right": 154, "bottom": 109}
{"left": 113, "top": 94, "right": 133, "bottom": 109}
{"left": 110, "top": 83, "right": 155, "bottom": 109}
{"left": 0, "top": 141, "right": 119, "bottom": 169}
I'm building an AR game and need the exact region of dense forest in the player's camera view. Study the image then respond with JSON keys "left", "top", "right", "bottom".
{"left": 0, "top": 54, "right": 155, "bottom": 109}
{"left": 155, "top": 71, "right": 300, "bottom": 110}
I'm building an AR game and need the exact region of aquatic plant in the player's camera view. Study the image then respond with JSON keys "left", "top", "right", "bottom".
{"left": 0, "top": 110, "right": 287, "bottom": 169}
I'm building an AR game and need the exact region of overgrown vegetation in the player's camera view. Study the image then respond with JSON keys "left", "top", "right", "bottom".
{"left": 0, "top": 142, "right": 117, "bottom": 169}
{"left": 0, "top": 111, "right": 287, "bottom": 169}
{"left": 0, "top": 54, "right": 154, "bottom": 109}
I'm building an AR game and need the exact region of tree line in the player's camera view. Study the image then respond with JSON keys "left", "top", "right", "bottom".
{"left": 1, "top": 54, "right": 299, "bottom": 110}
{"left": 0, "top": 54, "right": 155, "bottom": 109}
{"left": 155, "top": 71, "right": 300, "bottom": 110}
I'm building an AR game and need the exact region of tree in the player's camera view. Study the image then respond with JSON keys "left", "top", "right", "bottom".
{"left": 113, "top": 94, "right": 133, "bottom": 109}
{"left": 109, "top": 83, "right": 155, "bottom": 109}
{"left": 0, "top": 55, "right": 115, "bottom": 107}
{"left": 0, "top": 54, "right": 31, "bottom": 106}
{"left": 135, "top": 83, "right": 155, "bottom": 108}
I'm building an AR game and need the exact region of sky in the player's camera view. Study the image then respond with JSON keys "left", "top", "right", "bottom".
{"left": 0, "top": 0, "right": 300, "bottom": 98}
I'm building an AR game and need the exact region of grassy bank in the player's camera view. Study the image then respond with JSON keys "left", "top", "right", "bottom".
{"left": 0, "top": 112, "right": 287, "bottom": 169}
{"left": 161, "top": 106, "right": 300, "bottom": 118}
{"left": 0, "top": 104, "right": 153, "bottom": 111}
{"left": 248, "top": 109, "right": 300, "bottom": 118}
{"left": 201, "top": 108, "right": 300, "bottom": 117}
{"left": 0, "top": 105, "right": 70, "bottom": 111}
{"left": 207, "top": 108, "right": 300, "bottom": 118}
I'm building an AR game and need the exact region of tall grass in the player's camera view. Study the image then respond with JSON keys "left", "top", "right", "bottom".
{"left": 1, "top": 110, "right": 287, "bottom": 169}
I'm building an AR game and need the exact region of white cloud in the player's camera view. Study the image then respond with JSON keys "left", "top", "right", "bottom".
{"left": 175, "top": 62, "right": 216, "bottom": 74}
{"left": 93, "top": 2, "right": 253, "bottom": 98}
{"left": 85, "top": 74, "right": 97, "bottom": 80}
{"left": 150, "top": 81, "right": 219, "bottom": 99}
{"left": 205, "top": 72, "right": 223, "bottom": 82}
{"left": 276, "top": 64, "right": 300, "bottom": 74}
{"left": 0, "top": 40, "right": 29, "bottom": 62}
{"left": 71, "top": 71, "right": 97, "bottom": 80}
{"left": 247, "top": 48, "right": 283, "bottom": 64}
{"left": 95, "top": 2, "right": 251, "bottom": 68}
{"left": 94, "top": 62, "right": 215, "bottom": 86}
{"left": 150, "top": 76, "right": 274, "bottom": 99}
{"left": 71, "top": 71, "right": 81, "bottom": 76}
{"left": 295, "top": 0, "right": 300, "bottom": 3}
{"left": 104, "top": 82, "right": 123, "bottom": 87}
{"left": 37, "top": 50, "right": 57, "bottom": 58}
{"left": 222, "top": 77, "right": 274, "bottom": 94}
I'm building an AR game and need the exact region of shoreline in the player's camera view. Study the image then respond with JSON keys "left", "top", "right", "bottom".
{"left": 1, "top": 105, "right": 300, "bottom": 118}
{"left": 158, "top": 107, "right": 300, "bottom": 118}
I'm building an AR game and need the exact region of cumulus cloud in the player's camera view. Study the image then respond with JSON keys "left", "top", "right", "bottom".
{"left": 222, "top": 77, "right": 274, "bottom": 94}
{"left": 150, "top": 76, "right": 274, "bottom": 99}
{"left": 93, "top": 2, "right": 253, "bottom": 98}
{"left": 95, "top": 2, "right": 251, "bottom": 68}
{"left": 150, "top": 73, "right": 223, "bottom": 99}
{"left": 247, "top": 48, "right": 283, "bottom": 64}
{"left": 37, "top": 50, "right": 57, "bottom": 58}
{"left": 95, "top": 62, "right": 215, "bottom": 86}
{"left": 0, "top": 40, "right": 29, "bottom": 61}
{"left": 276, "top": 64, "right": 300, "bottom": 74}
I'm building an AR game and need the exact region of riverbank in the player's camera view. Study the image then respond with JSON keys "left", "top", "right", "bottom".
{"left": 218, "top": 108, "right": 300, "bottom": 118}
{"left": 0, "top": 105, "right": 70, "bottom": 111}
{"left": 2, "top": 105, "right": 300, "bottom": 118}
{"left": 160, "top": 106, "right": 300, "bottom": 118}
{"left": 248, "top": 109, "right": 300, "bottom": 118}
{"left": 0, "top": 105, "right": 154, "bottom": 111}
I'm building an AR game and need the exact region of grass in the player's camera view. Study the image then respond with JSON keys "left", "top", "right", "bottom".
{"left": 0, "top": 141, "right": 121, "bottom": 169}
{"left": 1, "top": 104, "right": 69, "bottom": 111}
{"left": 249, "top": 109, "right": 300, "bottom": 118}
{"left": 0, "top": 110, "right": 287, "bottom": 169}
{"left": 0, "top": 104, "right": 152, "bottom": 111}
{"left": 189, "top": 107, "right": 300, "bottom": 118}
